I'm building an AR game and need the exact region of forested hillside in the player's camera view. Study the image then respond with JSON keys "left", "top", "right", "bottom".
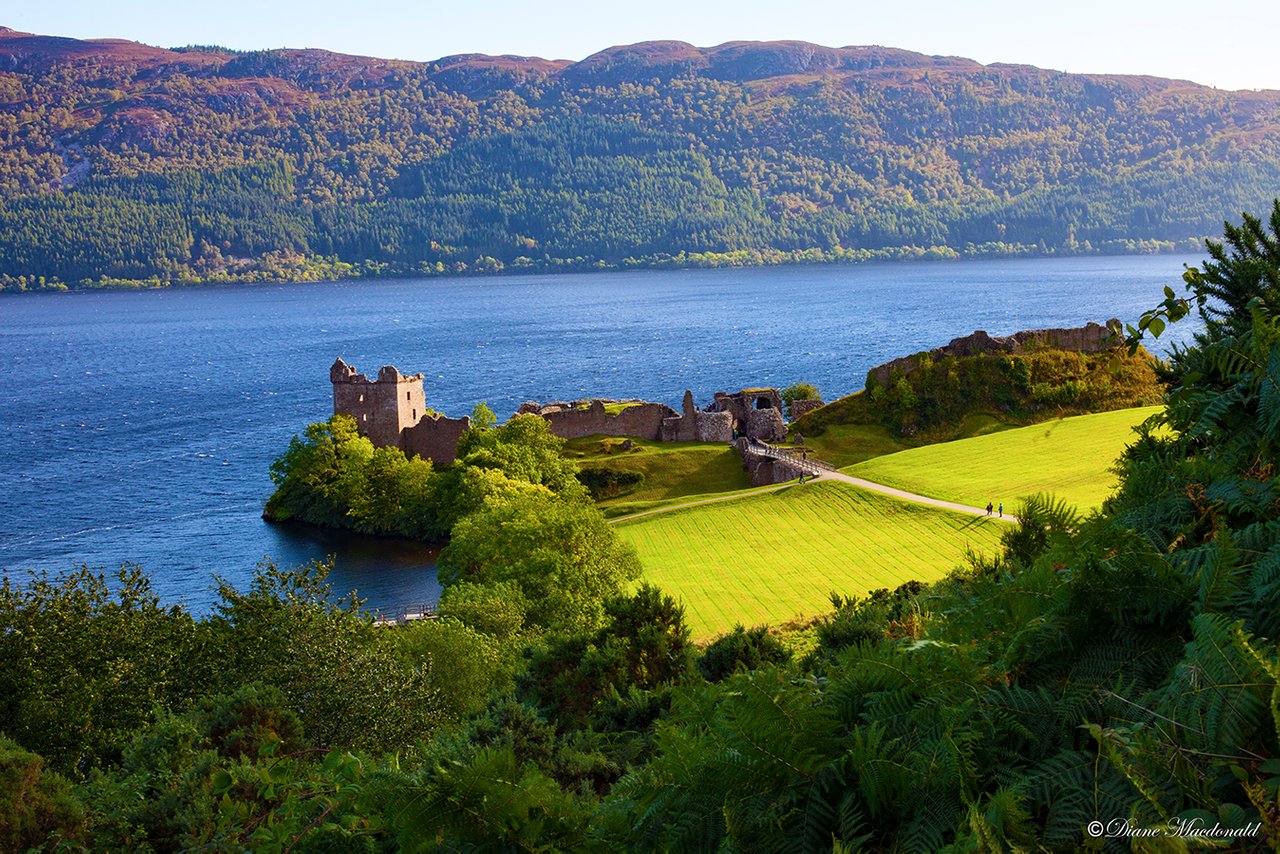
{"left": 2, "top": 27, "right": 1280, "bottom": 289}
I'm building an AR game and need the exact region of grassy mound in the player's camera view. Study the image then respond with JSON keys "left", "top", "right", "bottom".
{"left": 563, "top": 436, "right": 751, "bottom": 516}
{"left": 616, "top": 481, "right": 1005, "bottom": 639}
{"left": 795, "top": 347, "right": 1163, "bottom": 443}
{"left": 845, "top": 405, "right": 1161, "bottom": 512}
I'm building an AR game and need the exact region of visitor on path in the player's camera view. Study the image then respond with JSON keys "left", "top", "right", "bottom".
{"left": 986, "top": 502, "right": 992, "bottom": 516}
{"left": 998, "top": 503, "right": 1003, "bottom": 518}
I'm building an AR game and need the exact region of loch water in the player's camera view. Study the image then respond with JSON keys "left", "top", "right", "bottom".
{"left": 0, "top": 255, "right": 1203, "bottom": 612}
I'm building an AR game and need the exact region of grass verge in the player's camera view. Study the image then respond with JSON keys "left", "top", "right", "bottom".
{"left": 843, "top": 406, "right": 1161, "bottom": 512}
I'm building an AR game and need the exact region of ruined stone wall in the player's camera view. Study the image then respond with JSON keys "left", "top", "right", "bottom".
{"left": 710, "top": 388, "right": 786, "bottom": 440}
{"left": 528, "top": 399, "right": 677, "bottom": 440}
{"left": 660, "top": 391, "right": 734, "bottom": 442}
{"left": 695, "top": 411, "right": 734, "bottom": 442}
{"left": 746, "top": 408, "right": 788, "bottom": 442}
{"left": 661, "top": 391, "right": 700, "bottom": 442}
{"left": 331, "top": 358, "right": 426, "bottom": 450}
{"left": 404, "top": 414, "right": 471, "bottom": 466}
{"left": 790, "top": 399, "right": 825, "bottom": 421}
{"left": 866, "top": 319, "right": 1123, "bottom": 387}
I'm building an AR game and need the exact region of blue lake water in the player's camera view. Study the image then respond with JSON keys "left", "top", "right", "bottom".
{"left": 0, "top": 255, "right": 1203, "bottom": 612}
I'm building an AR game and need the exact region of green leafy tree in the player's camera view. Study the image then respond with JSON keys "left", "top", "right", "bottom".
{"left": 697, "top": 624, "right": 791, "bottom": 682}
{"left": 0, "top": 565, "right": 200, "bottom": 776}
{"left": 203, "top": 559, "right": 443, "bottom": 752}
{"left": 780, "top": 382, "right": 820, "bottom": 420}
{"left": 455, "top": 412, "right": 584, "bottom": 497}
{"left": 437, "top": 492, "right": 640, "bottom": 632}
{"left": 517, "top": 584, "right": 695, "bottom": 726}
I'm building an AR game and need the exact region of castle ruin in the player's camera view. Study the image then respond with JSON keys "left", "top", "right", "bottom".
{"left": 330, "top": 358, "right": 470, "bottom": 465}
{"left": 331, "top": 357, "right": 794, "bottom": 464}
{"left": 659, "top": 391, "right": 734, "bottom": 442}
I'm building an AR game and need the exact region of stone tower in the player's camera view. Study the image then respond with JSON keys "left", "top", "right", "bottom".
{"left": 330, "top": 358, "right": 426, "bottom": 451}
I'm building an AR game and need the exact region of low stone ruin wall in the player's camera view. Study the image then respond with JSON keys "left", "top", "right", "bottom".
{"left": 660, "top": 390, "right": 734, "bottom": 442}
{"left": 790, "top": 399, "right": 825, "bottom": 420}
{"left": 404, "top": 414, "right": 471, "bottom": 466}
{"left": 519, "top": 399, "right": 677, "bottom": 441}
{"left": 746, "top": 408, "right": 788, "bottom": 442}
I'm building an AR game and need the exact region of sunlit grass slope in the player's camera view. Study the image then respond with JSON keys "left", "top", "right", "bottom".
{"left": 844, "top": 406, "right": 1161, "bottom": 512}
{"left": 616, "top": 481, "right": 1005, "bottom": 640}
{"left": 564, "top": 436, "right": 751, "bottom": 516}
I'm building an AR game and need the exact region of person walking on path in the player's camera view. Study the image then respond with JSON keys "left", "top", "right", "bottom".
{"left": 998, "top": 502, "right": 1003, "bottom": 518}
{"left": 986, "top": 502, "right": 993, "bottom": 516}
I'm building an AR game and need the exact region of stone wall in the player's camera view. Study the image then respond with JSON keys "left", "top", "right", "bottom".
{"left": 790, "top": 398, "right": 825, "bottom": 421}
{"left": 404, "top": 414, "right": 471, "bottom": 466}
{"left": 866, "top": 319, "right": 1123, "bottom": 387}
{"left": 520, "top": 398, "right": 677, "bottom": 440}
{"left": 746, "top": 407, "right": 788, "bottom": 442}
{"left": 660, "top": 390, "right": 734, "bottom": 442}
{"left": 711, "top": 388, "right": 787, "bottom": 440}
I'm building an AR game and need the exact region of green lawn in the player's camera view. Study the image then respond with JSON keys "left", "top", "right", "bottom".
{"left": 565, "top": 436, "right": 751, "bottom": 516}
{"left": 616, "top": 481, "right": 1005, "bottom": 640}
{"left": 795, "top": 422, "right": 908, "bottom": 468}
{"left": 844, "top": 406, "right": 1161, "bottom": 512}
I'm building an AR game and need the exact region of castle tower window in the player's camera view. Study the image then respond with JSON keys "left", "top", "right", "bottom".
{"left": 407, "top": 391, "right": 411, "bottom": 401}
{"left": 755, "top": 397, "right": 772, "bottom": 409}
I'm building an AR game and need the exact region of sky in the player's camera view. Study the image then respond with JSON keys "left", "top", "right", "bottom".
{"left": 6, "top": 0, "right": 1280, "bottom": 91}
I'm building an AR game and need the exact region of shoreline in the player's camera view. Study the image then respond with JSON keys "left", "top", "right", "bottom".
{"left": 0, "top": 241, "right": 1202, "bottom": 296}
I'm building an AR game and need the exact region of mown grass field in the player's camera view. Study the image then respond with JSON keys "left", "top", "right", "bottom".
{"left": 797, "top": 412, "right": 1021, "bottom": 468}
{"left": 616, "top": 480, "right": 1005, "bottom": 640}
{"left": 844, "top": 406, "right": 1161, "bottom": 512}
{"left": 564, "top": 436, "right": 751, "bottom": 516}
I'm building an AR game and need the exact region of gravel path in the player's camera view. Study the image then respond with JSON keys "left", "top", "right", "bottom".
{"left": 609, "top": 471, "right": 1020, "bottom": 524}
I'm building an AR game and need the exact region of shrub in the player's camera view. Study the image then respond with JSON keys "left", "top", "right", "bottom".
{"left": 576, "top": 466, "right": 645, "bottom": 499}
{"left": 697, "top": 625, "right": 791, "bottom": 682}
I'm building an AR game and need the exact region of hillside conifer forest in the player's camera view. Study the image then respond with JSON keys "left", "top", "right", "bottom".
{"left": 4, "top": 204, "right": 1280, "bottom": 849}
{"left": 1, "top": 27, "right": 1280, "bottom": 289}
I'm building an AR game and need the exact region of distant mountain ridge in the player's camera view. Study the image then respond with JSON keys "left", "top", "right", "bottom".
{"left": 1, "top": 25, "right": 1278, "bottom": 289}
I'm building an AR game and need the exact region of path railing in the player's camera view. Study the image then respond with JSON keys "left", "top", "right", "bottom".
{"left": 741, "top": 439, "right": 835, "bottom": 477}
{"left": 372, "top": 601, "right": 440, "bottom": 627}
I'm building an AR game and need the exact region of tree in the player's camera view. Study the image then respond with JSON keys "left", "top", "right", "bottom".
{"left": 455, "top": 412, "right": 584, "bottom": 497}
{"left": 517, "top": 584, "right": 695, "bottom": 726}
{"left": 0, "top": 736, "right": 84, "bottom": 850}
{"left": 1184, "top": 199, "right": 1280, "bottom": 337}
{"left": 780, "top": 382, "right": 820, "bottom": 420}
{"left": 437, "top": 493, "right": 640, "bottom": 632}
{"left": 204, "top": 559, "right": 443, "bottom": 752}
{"left": 0, "top": 565, "right": 200, "bottom": 776}
{"left": 469, "top": 401, "right": 497, "bottom": 431}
